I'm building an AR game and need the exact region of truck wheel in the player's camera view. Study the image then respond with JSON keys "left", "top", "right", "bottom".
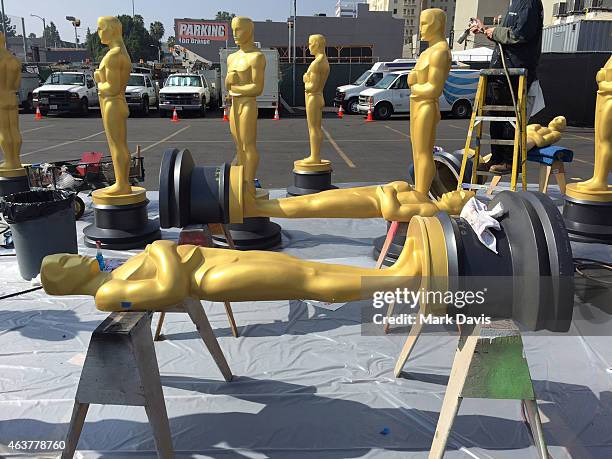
{"left": 199, "top": 104, "right": 206, "bottom": 117}
{"left": 80, "top": 98, "right": 89, "bottom": 116}
{"left": 24, "top": 93, "right": 33, "bottom": 113}
{"left": 374, "top": 102, "right": 393, "bottom": 120}
{"left": 142, "top": 97, "right": 150, "bottom": 116}
{"left": 452, "top": 100, "right": 472, "bottom": 119}
{"left": 346, "top": 98, "right": 359, "bottom": 115}
{"left": 159, "top": 109, "right": 167, "bottom": 118}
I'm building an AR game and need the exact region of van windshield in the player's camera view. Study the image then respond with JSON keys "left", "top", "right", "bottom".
{"left": 45, "top": 73, "right": 84, "bottom": 85}
{"left": 128, "top": 75, "right": 145, "bottom": 86}
{"left": 373, "top": 74, "right": 398, "bottom": 89}
{"left": 353, "top": 71, "right": 371, "bottom": 85}
{"left": 166, "top": 75, "right": 202, "bottom": 87}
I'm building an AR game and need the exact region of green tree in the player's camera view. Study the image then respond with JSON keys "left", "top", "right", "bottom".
{"left": 215, "top": 11, "right": 236, "bottom": 21}
{"left": 149, "top": 21, "right": 164, "bottom": 42}
{"left": 43, "top": 22, "right": 61, "bottom": 47}
{"left": 166, "top": 35, "right": 175, "bottom": 48}
{"left": 28, "top": 32, "right": 36, "bottom": 39}
{"left": 85, "top": 27, "right": 105, "bottom": 61}
{"left": 1, "top": 13, "right": 17, "bottom": 37}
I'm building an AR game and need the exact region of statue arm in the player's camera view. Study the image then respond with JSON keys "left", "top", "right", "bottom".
{"left": 95, "top": 241, "right": 191, "bottom": 310}
{"left": 229, "top": 54, "right": 266, "bottom": 97}
{"left": 410, "top": 51, "right": 450, "bottom": 99}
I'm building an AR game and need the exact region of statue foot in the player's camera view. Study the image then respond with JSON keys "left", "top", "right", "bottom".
{"left": 301, "top": 157, "right": 320, "bottom": 164}
{"left": 103, "top": 184, "right": 134, "bottom": 196}
{"left": 576, "top": 178, "right": 608, "bottom": 192}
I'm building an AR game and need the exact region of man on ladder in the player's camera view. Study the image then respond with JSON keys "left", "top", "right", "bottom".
{"left": 471, "top": 0, "right": 545, "bottom": 175}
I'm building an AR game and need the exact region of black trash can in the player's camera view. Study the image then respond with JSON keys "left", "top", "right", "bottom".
{"left": 1, "top": 190, "right": 78, "bottom": 280}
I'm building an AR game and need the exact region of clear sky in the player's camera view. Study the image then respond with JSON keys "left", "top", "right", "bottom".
{"left": 5, "top": 0, "right": 337, "bottom": 44}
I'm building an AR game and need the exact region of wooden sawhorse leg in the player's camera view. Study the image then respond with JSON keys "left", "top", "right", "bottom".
{"left": 62, "top": 312, "right": 174, "bottom": 459}
{"left": 428, "top": 320, "right": 549, "bottom": 459}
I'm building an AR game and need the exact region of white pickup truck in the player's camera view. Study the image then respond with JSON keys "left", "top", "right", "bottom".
{"left": 357, "top": 69, "right": 480, "bottom": 120}
{"left": 33, "top": 71, "right": 98, "bottom": 115}
{"left": 158, "top": 73, "right": 210, "bottom": 117}
{"left": 125, "top": 73, "right": 158, "bottom": 116}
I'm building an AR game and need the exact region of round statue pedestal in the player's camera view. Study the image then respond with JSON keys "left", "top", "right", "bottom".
{"left": 287, "top": 159, "right": 336, "bottom": 196}
{"left": 563, "top": 183, "right": 612, "bottom": 244}
{"left": 83, "top": 187, "right": 160, "bottom": 249}
{"left": 0, "top": 168, "right": 29, "bottom": 197}
{"left": 213, "top": 189, "right": 282, "bottom": 250}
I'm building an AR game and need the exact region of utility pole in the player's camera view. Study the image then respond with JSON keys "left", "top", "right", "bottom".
{"left": 31, "top": 14, "right": 46, "bottom": 48}
{"left": 292, "top": 0, "right": 297, "bottom": 106}
{"left": 1, "top": 0, "right": 7, "bottom": 41}
{"left": 21, "top": 17, "right": 27, "bottom": 61}
{"left": 132, "top": 0, "right": 135, "bottom": 17}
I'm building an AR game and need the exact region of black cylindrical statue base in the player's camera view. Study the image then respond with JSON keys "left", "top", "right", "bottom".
{"left": 0, "top": 174, "right": 30, "bottom": 197}
{"left": 563, "top": 195, "right": 612, "bottom": 244}
{"left": 213, "top": 217, "right": 282, "bottom": 250}
{"left": 83, "top": 199, "right": 161, "bottom": 250}
{"left": 372, "top": 221, "right": 408, "bottom": 266}
{"left": 287, "top": 169, "right": 336, "bottom": 196}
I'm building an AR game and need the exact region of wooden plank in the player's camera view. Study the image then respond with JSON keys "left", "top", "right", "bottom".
{"left": 61, "top": 403, "right": 89, "bottom": 459}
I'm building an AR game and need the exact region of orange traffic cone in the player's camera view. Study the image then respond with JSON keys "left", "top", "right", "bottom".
{"left": 273, "top": 106, "right": 280, "bottom": 121}
{"left": 337, "top": 104, "right": 344, "bottom": 119}
{"left": 222, "top": 105, "right": 229, "bottom": 122}
{"left": 171, "top": 108, "right": 179, "bottom": 122}
{"left": 34, "top": 105, "right": 43, "bottom": 120}
{"left": 365, "top": 101, "right": 374, "bottom": 122}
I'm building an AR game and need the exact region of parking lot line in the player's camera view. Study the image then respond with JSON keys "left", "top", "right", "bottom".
{"left": 322, "top": 126, "right": 356, "bottom": 168}
{"left": 21, "top": 130, "right": 106, "bottom": 157}
{"left": 384, "top": 125, "right": 409, "bottom": 138}
{"left": 21, "top": 124, "right": 55, "bottom": 134}
{"left": 140, "top": 125, "right": 191, "bottom": 153}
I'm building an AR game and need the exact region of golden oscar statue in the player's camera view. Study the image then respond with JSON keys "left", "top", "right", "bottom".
{"left": 408, "top": 9, "right": 452, "bottom": 195}
{"left": 289, "top": 34, "right": 334, "bottom": 195}
{"left": 93, "top": 16, "right": 144, "bottom": 202}
{"left": 563, "top": 54, "right": 612, "bottom": 244}
{"left": 219, "top": 17, "right": 282, "bottom": 250}
{"left": 526, "top": 116, "right": 567, "bottom": 151}
{"left": 42, "top": 231, "right": 425, "bottom": 312}
{"left": 226, "top": 16, "right": 265, "bottom": 196}
{"left": 0, "top": 32, "right": 29, "bottom": 196}
{"left": 83, "top": 17, "right": 160, "bottom": 249}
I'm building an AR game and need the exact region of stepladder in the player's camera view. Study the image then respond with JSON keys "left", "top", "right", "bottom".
{"left": 428, "top": 320, "right": 549, "bottom": 459}
{"left": 457, "top": 68, "right": 529, "bottom": 194}
{"left": 155, "top": 224, "right": 239, "bottom": 341}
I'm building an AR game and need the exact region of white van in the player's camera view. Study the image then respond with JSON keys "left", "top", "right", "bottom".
{"left": 356, "top": 69, "right": 480, "bottom": 120}
{"left": 334, "top": 60, "right": 417, "bottom": 114}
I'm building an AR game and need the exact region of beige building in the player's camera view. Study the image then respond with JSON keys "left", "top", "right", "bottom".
{"left": 368, "top": 0, "right": 456, "bottom": 57}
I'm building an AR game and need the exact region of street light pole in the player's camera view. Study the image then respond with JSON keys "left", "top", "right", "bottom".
{"left": 292, "top": 0, "right": 297, "bottom": 106}
{"left": 31, "top": 14, "right": 47, "bottom": 48}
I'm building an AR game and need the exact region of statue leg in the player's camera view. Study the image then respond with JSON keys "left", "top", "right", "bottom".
{"left": 240, "top": 100, "right": 259, "bottom": 192}
{"left": 412, "top": 102, "right": 439, "bottom": 195}
{"left": 102, "top": 99, "right": 132, "bottom": 195}
{"left": 305, "top": 94, "right": 324, "bottom": 163}
{"left": 0, "top": 108, "right": 21, "bottom": 169}
{"left": 229, "top": 101, "right": 243, "bottom": 166}
{"left": 199, "top": 238, "right": 421, "bottom": 304}
{"left": 578, "top": 97, "right": 611, "bottom": 191}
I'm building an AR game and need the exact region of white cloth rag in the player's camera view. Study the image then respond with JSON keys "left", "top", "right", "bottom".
{"left": 459, "top": 197, "right": 505, "bottom": 253}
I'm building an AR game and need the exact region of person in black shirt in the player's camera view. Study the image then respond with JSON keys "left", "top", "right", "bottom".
{"left": 471, "top": 0, "right": 544, "bottom": 174}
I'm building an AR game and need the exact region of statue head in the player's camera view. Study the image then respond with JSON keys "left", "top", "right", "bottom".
{"left": 420, "top": 8, "right": 446, "bottom": 42}
{"left": 549, "top": 116, "right": 567, "bottom": 132}
{"left": 308, "top": 34, "right": 326, "bottom": 56}
{"left": 437, "top": 190, "right": 475, "bottom": 214}
{"left": 231, "top": 16, "right": 254, "bottom": 47}
{"left": 97, "top": 16, "right": 123, "bottom": 45}
{"left": 41, "top": 254, "right": 101, "bottom": 295}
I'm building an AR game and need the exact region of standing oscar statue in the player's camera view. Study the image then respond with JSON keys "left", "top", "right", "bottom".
{"left": 213, "top": 16, "right": 281, "bottom": 250}
{"left": 374, "top": 8, "right": 452, "bottom": 264}
{"left": 83, "top": 17, "right": 160, "bottom": 249}
{"left": 563, "top": 54, "right": 612, "bottom": 244}
{"left": 0, "top": 33, "right": 29, "bottom": 196}
{"left": 287, "top": 34, "right": 335, "bottom": 196}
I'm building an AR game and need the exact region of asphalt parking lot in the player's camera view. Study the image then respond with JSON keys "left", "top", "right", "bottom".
{"left": 17, "top": 108, "right": 598, "bottom": 191}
